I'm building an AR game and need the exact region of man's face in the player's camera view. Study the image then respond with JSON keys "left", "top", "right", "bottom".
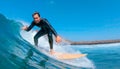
{"left": 33, "top": 14, "right": 41, "bottom": 23}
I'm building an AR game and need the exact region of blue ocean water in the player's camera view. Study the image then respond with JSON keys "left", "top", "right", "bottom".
{"left": 71, "top": 44, "right": 120, "bottom": 69}
{"left": 0, "top": 13, "right": 120, "bottom": 69}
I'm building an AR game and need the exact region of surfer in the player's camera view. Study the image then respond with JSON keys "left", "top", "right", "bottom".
{"left": 22, "top": 12, "right": 61, "bottom": 54}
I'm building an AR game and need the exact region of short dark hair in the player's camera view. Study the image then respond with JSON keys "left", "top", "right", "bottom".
{"left": 32, "top": 12, "right": 40, "bottom": 17}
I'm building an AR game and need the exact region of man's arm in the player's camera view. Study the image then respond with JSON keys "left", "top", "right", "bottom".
{"left": 26, "top": 22, "right": 35, "bottom": 31}
{"left": 43, "top": 18, "right": 61, "bottom": 43}
{"left": 44, "top": 19, "right": 58, "bottom": 37}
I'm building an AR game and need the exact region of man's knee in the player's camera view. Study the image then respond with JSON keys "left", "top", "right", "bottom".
{"left": 34, "top": 36, "right": 38, "bottom": 41}
{"left": 48, "top": 33, "right": 53, "bottom": 41}
{"left": 48, "top": 32, "right": 52, "bottom": 37}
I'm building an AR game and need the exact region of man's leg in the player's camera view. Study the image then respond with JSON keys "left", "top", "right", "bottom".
{"left": 34, "top": 30, "right": 46, "bottom": 46}
{"left": 47, "top": 32, "right": 53, "bottom": 50}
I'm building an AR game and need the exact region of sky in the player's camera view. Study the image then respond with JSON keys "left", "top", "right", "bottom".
{"left": 0, "top": 0, "right": 120, "bottom": 41}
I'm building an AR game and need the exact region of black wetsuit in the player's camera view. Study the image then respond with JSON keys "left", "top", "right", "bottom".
{"left": 26, "top": 18, "right": 58, "bottom": 49}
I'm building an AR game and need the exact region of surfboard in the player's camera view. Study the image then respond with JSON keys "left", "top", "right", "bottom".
{"left": 53, "top": 52, "right": 87, "bottom": 60}
{"left": 37, "top": 46, "right": 87, "bottom": 60}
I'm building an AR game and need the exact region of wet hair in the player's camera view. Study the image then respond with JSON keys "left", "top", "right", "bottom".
{"left": 32, "top": 12, "right": 40, "bottom": 17}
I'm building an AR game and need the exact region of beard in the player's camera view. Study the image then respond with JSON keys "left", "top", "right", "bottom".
{"left": 35, "top": 20, "right": 41, "bottom": 23}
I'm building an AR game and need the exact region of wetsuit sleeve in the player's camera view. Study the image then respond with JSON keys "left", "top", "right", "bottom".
{"left": 44, "top": 19, "right": 58, "bottom": 37}
{"left": 26, "top": 21, "right": 35, "bottom": 31}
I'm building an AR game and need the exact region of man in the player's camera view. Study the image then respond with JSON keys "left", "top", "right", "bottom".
{"left": 22, "top": 12, "right": 61, "bottom": 54}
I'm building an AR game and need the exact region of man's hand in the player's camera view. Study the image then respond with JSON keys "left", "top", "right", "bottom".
{"left": 56, "top": 36, "right": 62, "bottom": 43}
{"left": 22, "top": 26, "right": 28, "bottom": 30}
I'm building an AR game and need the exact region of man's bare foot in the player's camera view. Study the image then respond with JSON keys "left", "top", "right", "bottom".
{"left": 50, "top": 49, "right": 55, "bottom": 55}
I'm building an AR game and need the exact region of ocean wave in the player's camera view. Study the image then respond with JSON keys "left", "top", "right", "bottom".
{"left": 0, "top": 13, "right": 95, "bottom": 69}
